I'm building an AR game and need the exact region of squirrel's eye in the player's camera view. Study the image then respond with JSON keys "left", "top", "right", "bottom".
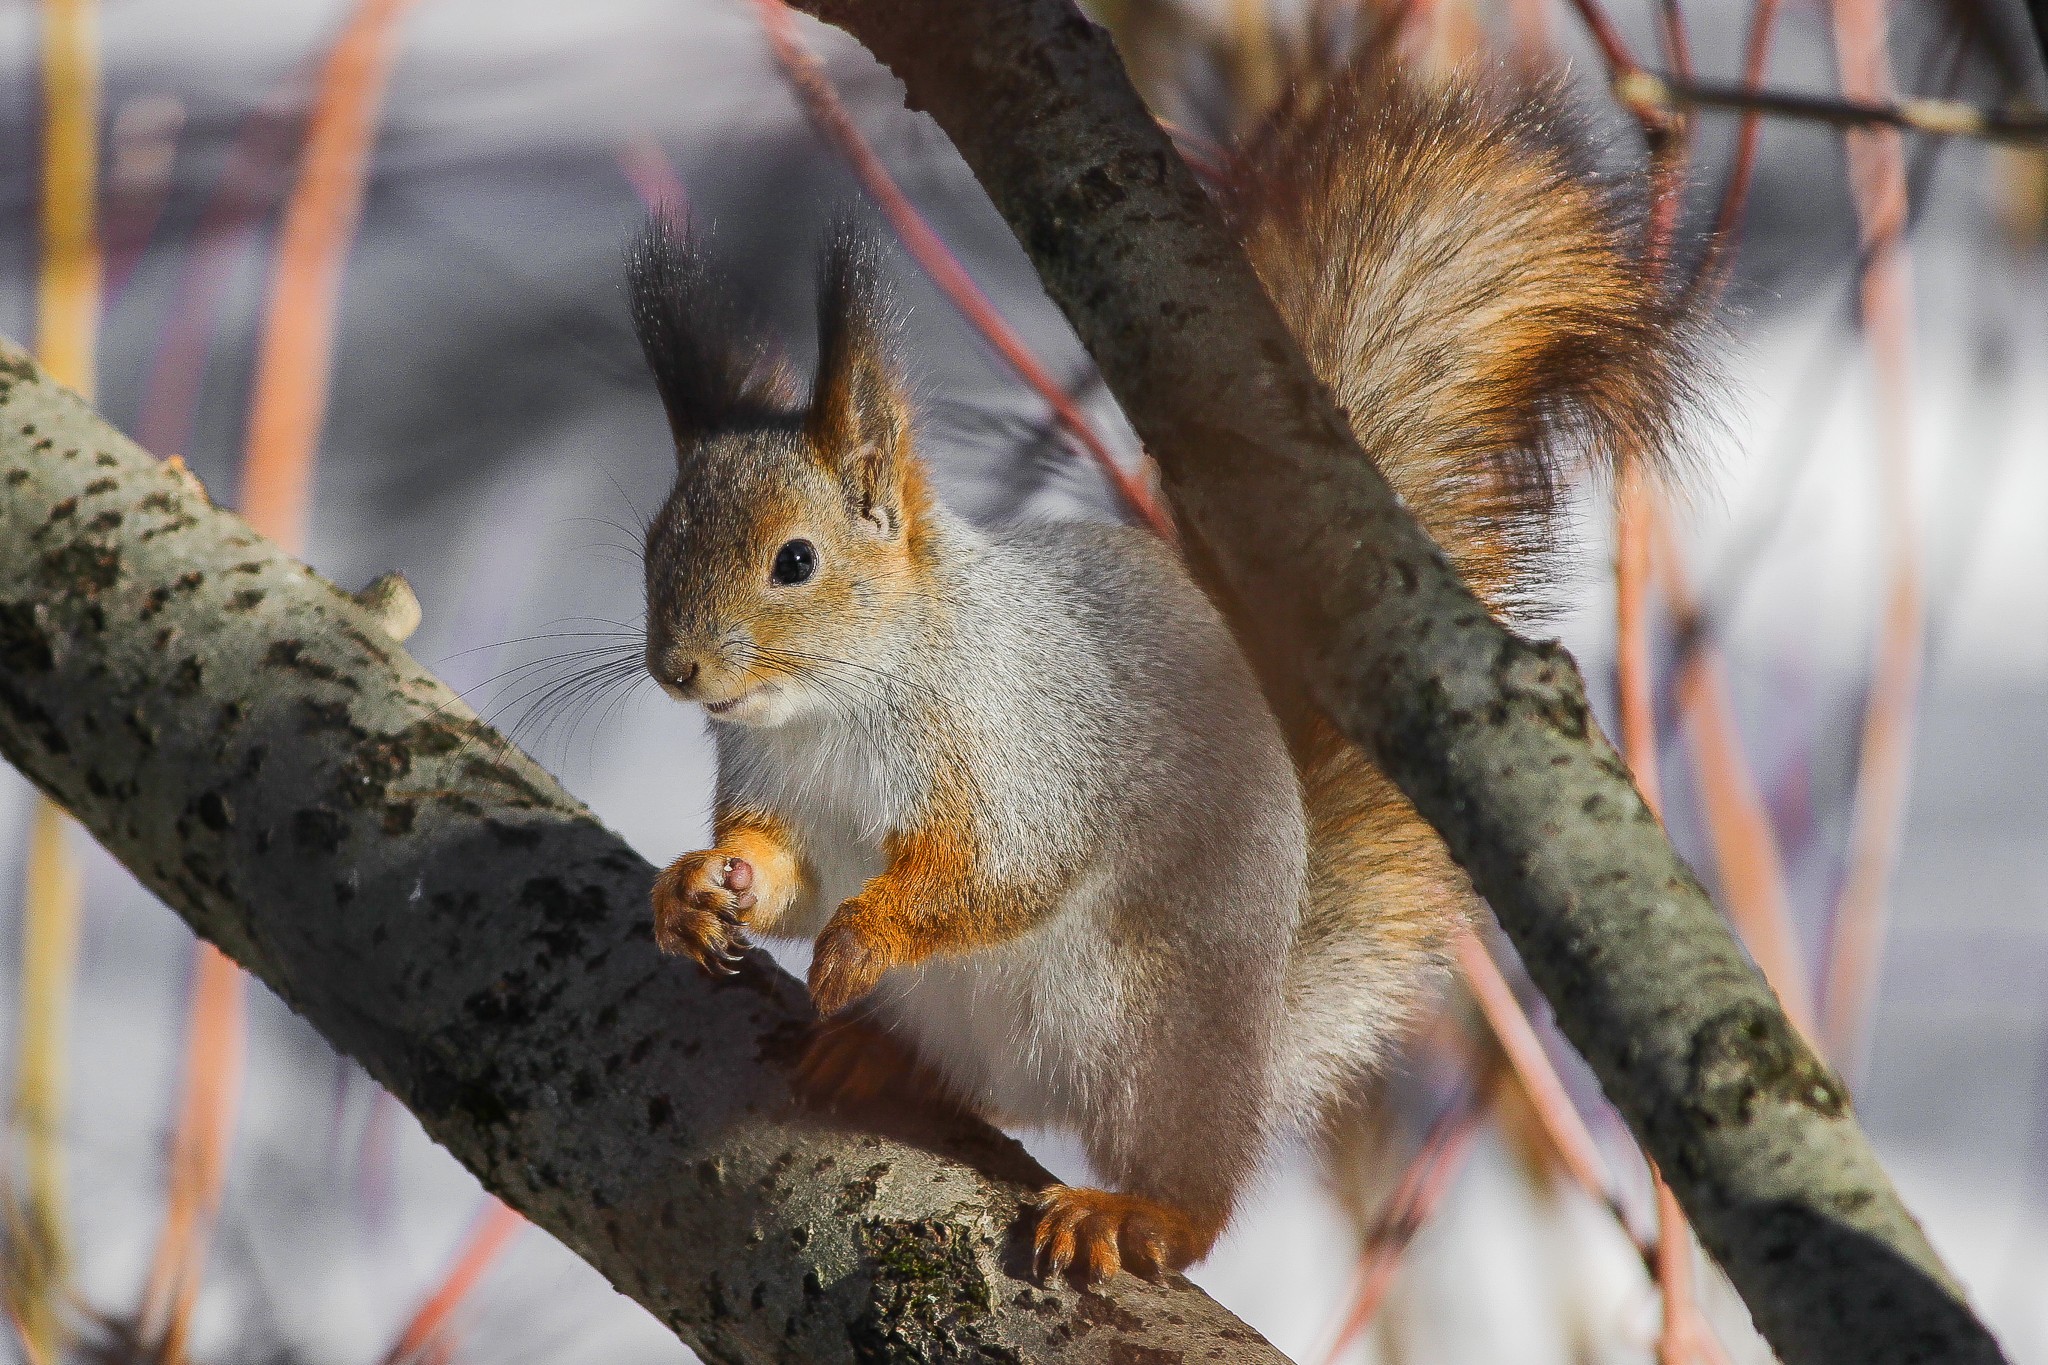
{"left": 770, "top": 538, "right": 817, "bottom": 586}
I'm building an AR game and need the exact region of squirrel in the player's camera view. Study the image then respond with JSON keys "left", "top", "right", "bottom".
{"left": 629, "top": 54, "right": 1693, "bottom": 1285}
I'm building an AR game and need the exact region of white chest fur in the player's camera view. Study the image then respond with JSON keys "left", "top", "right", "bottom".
{"left": 719, "top": 717, "right": 901, "bottom": 936}
{"left": 717, "top": 715, "right": 1120, "bottom": 1127}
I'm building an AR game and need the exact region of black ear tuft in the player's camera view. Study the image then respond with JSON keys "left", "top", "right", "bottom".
{"left": 626, "top": 212, "right": 777, "bottom": 446}
{"left": 806, "top": 217, "right": 911, "bottom": 518}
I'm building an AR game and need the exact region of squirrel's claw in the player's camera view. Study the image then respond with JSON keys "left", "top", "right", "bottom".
{"left": 1026, "top": 1186, "right": 1207, "bottom": 1286}
{"left": 653, "top": 849, "right": 758, "bottom": 978}
{"left": 1032, "top": 1195, "right": 1119, "bottom": 1283}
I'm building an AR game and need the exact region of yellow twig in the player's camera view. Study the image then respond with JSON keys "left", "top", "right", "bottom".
{"left": 8, "top": 807, "right": 84, "bottom": 1365}
{"left": 9, "top": 2, "right": 101, "bottom": 1357}
{"left": 35, "top": 0, "right": 100, "bottom": 400}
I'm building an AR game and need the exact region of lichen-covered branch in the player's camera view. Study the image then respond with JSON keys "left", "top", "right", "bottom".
{"left": 0, "top": 338, "right": 1288, "bottom": 1365}
{"left": 778, "top": 3, "right": 2006, "bottom": 1360}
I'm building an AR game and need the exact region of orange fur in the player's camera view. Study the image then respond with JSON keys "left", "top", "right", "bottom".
{"left": 1213, "top": 57, "right": 1697, "bottom": 1108}
{"left": 1224, "top": 58, "right": 1691, "bottom": 627}
{"left": 794, "top": 1016, "right": 965, "bottom": 1114}
{"left": 712, "top": 808, "right": 806, "bottom": 931}
{"left": 808, "top": 792, "right": 1055, "bottom": 1015}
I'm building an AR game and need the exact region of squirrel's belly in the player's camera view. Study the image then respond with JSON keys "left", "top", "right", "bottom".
{"left": 868, "top": 902, "right": 1125, "bottom": 1127}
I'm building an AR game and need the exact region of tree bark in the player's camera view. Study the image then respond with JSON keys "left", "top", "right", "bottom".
{"left": 0, "top": 338, "right": 1289, "bottom": 1363}
{"left": 777, "top": 3, "right": 2006, "bottom": 1362}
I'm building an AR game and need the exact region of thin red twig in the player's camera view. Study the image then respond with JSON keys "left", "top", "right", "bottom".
{"left": 1561, "top": 0, "right": 1685, "bottom": 141}
{"left": 616, "top": 134, "right": 690, "bottom": 215}
{"left": 1620, "top": 38, "right": 1725, "bottom": 1343}
{"left": 1563, "top": 0, "right": 1641, "bottom": 77}
{"left": 1317, "top": 1072, "right": 1498, "bottom": 1364}
{"left": 751, "top": 0, "right": 1171, "bottom": 537}
{"left": 134, "top": 948, "right": 245, "bottom": 1364}
{"left": 1818, "top": 0, "right": 1924, "bottom": 1084}
{"left": 239, "top": 0, "right": 417, "bottom": 545}
{"left": 1656, "top": 0, "right": 1695, "bottom": 82}
{"left": 1614, "top": 475, "right": 1707, "bottom": 1363}
{"left": 134, "top": 100, "right": 302, "bottom": 459}
{"left": 1654, "top": 1177, "right": 1695, "bottom": 1365}
{"left": 1635, "top": 0, "right": 1812, "bottom": 1045}
{"left": 101, "top": 95, "right": 185, "bottom": 305}
{"left": 1616, "top": 471, "right": 1664, "bottom": 808}
{"left": 1453, "top": 930, "right": 1613, "bottom": 1203}
{"left": 1686, "top": 0, "right": 1785, "bottom": 296}
{"left": 378, "top": 1199, "right": 525, "bottom": 1365}
{"left": 141, "top": 5, "right": 417, "bottom": 1355}
{"left": 1654, "top": 511, "right": 1817, "bottom": 1037}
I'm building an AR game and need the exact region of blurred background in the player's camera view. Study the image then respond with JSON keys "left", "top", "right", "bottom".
{"left": 1, "top": 0, "right": 2045, "bottom": 1361}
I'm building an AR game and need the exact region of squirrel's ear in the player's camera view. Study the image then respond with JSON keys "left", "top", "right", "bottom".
{"left": 626, "top": 212, "right": 779, "bottom": 450}
{"left": 806, "top": 221, "right": 912, "bottom": 535}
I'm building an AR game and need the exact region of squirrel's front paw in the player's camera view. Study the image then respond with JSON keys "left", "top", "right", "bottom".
{"left": 808, "top": 909, "right": 896, "bottom": 1016}
{"left": 652, "top": 851, "right": 757, "bottom": 977}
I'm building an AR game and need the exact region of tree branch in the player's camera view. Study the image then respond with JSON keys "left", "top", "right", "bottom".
{"left": 1620, "top": 69, "right": 2048, "bottom": 144}
{"left": 778, "top": 3, "right": 2006, "bottom": 1361}
{"left": 0, "top": 337, "right": 1288, "bottom": 1364}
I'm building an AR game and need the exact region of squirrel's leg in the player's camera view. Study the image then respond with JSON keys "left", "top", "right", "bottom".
{"left": 1034, "top": 983, "right": 1271, "bottom": 1283}
{"left": 807, "top": 817, "right": 1055, "bottom": 1016}
{"left": 652, "top": 806, "right": 804, "bottom": 976}
{"left": 1028, "top": 1187, "right": 1225, "bottom": 1284}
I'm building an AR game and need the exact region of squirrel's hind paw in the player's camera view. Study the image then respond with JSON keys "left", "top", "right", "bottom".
{"left": 1026, "top": 1186, "right": 1217, "bottom": 1286}
{"left": 652, "top": 851, "right": 757, "bottom": 976}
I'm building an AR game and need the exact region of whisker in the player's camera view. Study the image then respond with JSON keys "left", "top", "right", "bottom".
{"left": 492, "top": 660, "right": 652, "bottom": 765}
{"left": 431, "top": 633, "right": 640, "bottom": 667}
{"left": 482, "top": 656, "right": 646, "bottom": 738}
{"left": 454, "top": 646, "right": 644, "bottom": 698}
{"left": 744, "top": 648, "right": 893, "bottom": 711}
{"left": 594, "top": 461, "right": 652, "bottom": 533}
{"left": 750, "top": 643, "right": 940, "bottom": 707}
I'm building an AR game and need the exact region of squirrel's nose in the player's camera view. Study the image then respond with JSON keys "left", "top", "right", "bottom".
{"left": 672, "top": 659, "right": 700, "bottom": 691}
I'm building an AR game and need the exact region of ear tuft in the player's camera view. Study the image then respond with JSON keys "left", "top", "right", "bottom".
{"left": 626, "top": 212, "right": 780, "bottom": 446}
{"left": 806, "top": 218, "right": 912, "bottom": 525}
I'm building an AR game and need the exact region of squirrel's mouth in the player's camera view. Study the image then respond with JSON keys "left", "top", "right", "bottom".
{"left": 701, "top": 688, "right": 764, "bottom": 719}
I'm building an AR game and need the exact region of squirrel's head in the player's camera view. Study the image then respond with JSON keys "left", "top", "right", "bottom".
{"left": 629, "top": 214, "right": 931, "bottom": 730}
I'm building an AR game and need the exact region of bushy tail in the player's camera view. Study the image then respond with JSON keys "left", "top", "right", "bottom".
{"left": 1218, "top": 58, "right": 1702, "bottom": 1116}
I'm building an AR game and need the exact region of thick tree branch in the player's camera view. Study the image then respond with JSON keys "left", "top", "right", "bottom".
{"left": 0, "top": 339, "right": 1288, "bottom": 1364}
{"left": 779, "top": 3, "right": 2006, "bottom": 1361}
